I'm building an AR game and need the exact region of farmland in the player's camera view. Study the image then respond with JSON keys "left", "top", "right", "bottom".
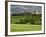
{"left": 11, "top": 24, "right": 42, "bottom": 32}
{"left": 11, "top": 14, "right": 42, "bottom": 32}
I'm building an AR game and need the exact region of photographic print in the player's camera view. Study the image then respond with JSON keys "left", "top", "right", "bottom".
{"left": 11, "top": 5, "right": 42, "bottom": 32}
{"left": 5, "top": 1, "right": 45, "bottom": 36}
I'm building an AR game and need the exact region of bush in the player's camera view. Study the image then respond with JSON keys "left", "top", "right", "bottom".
{"left": 11, "top": 15, "right": 41, "bottom": 25}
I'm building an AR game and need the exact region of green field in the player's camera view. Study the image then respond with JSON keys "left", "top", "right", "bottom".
{"left": 11, "top": 14, "right": 42, "bottom": 32}
{"left": 11, "top": 24, "right": 42, "bottom": 32}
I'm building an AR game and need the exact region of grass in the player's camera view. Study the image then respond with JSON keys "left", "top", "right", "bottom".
{"left": 11, "top": 24, "right": 42, "bottom": 32}
{"left": 11, "top": 14, "right": 41, "bottom": 32}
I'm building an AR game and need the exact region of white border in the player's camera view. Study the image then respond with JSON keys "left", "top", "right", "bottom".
{"left": 8, "top": 2, "right": 44, "bottom": 35}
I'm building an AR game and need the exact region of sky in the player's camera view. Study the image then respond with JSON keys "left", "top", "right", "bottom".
{"left": 10, "top": 5, "right": 42, "bottom": 14}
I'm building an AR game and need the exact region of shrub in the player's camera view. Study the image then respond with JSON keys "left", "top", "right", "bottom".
{"left": 11, "top": 15, "right": 41, "bottom": 25}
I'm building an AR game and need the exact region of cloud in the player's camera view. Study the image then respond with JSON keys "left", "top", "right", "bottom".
{"left": 11, "top": 5, "right": 42, "bottom": 13}
{"left": 15, "top": 6, "right": 31, "bottom": 10}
